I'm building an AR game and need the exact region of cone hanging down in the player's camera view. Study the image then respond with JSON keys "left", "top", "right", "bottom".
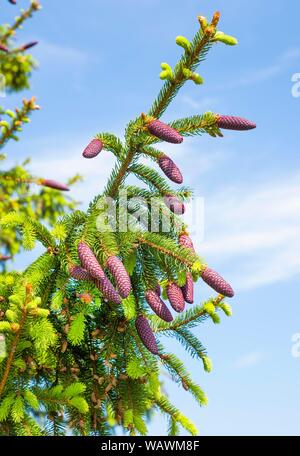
{"left": 201, "top": 267, "right": 234, "bottom": 298}
{"left": 106, "top": 256, "right": 131, "bottom": 299}
{"left": 145, "top": 290, "right": 173, "bottom": 322}
{"left": 135, "top": 315, "right": 159, "bottom": 355}
{"left": 158, "top": 154, "right": 183, "bottom": 184}
{"left": 167, "top": 283, "right": 185, "bottom": 313}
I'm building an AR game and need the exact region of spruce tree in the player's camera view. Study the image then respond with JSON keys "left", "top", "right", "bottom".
{"left": 0, "top": 7, "right": 256, "bottom": 436}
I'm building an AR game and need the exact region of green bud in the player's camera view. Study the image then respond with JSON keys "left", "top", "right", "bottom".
{"left": 160, "top": 62, "right": 173, "bottom": 81}
{"left": 214, "top": 31, "right": 238, "bottom": 46}
{"left": 175, "top": 36, "right": 191, "bottom": 53}
{"left": 0, "top": 322, "right": 12, "bottom": 332}
{"left": 191, "top": 73, "right": 204, "bottom": 85}
{"left": 0, "top": 120, "right": 10, "bottom": 129}
{"left": 5, "top": 310, "right": 17, "bottom": 322}
{"left": 220, "top": 303, "right": 233, "bottom": 317}
{"left": 203, "top": 302, "right": 216, "bottom": 316}
{"left": 202, "top": 356, "right": 213, "bottom": 373}
{"left": 5, "top": 110, "right": 16, "bottom": 119}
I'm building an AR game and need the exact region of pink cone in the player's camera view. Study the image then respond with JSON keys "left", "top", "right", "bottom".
{"left": 181, "top": 272, "right": 194, "bottom": 304}
{"left": 148, "top": 119, "right": 183, "bottom": 144}
{"left": 21, "top": 41, "right": 38, "bottom": 51}
{"left": 77, "top": 242, "right": 106, "bottom": 282}
{"left": 167, "top": 283, "right": 185, "bottom": 313}
{"left": 164, "top": 195, "right": 185, "bottom": 215}
{"left": 69, "top": 265, "right": 92, "bottom": 281}
{"left": 158, "top": 155, "right": 183, "bottom": 184}
{"left": 94, "top": 277, "right": 121, "bottom": 305}
{"left": 41, "top": 179, "right": 69, "bottom": 192}
{"left": 179, "top": 233, "right": 195, "bottom": 252}
{"left": 135, "top": 316, "right": 159, "bottom": 355}
{"left": 107, "top": 256, "right": 131, "bottom": 298}
{"left": 145, "top": 290, "right": 173, "bottom": 322}
{"left": 216, "top": 115, "right": 256, "bottom": 131}
{"left": 202, "top": 267, "right": 234, "bottom": 298}
{"left": 83, "top": 139, "right": 103, "bottom": 159}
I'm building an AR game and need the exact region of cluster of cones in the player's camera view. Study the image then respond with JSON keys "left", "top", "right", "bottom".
{"left": 70, "top": 242, "right": 132, "bottom": 305}
{"left": 78, "top": 113, "right": 255, "bottom": 355}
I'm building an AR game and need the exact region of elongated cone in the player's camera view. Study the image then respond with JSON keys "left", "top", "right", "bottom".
{"left": 9, "top": 0, "right": 17, "bottom": 4}
{"left": 0, "top": 255, "right": 12, "bottom": 261}
{"left": 216, "top": 115, "right": 256, "bottom": 131}
{"left": 107, "top": 256, "right": 131, "bottom": 298}
{"left": 20, "top": 41, "right": 38, "bottom": 51}
{"left": 77, "top": 242, "right": 106, "bottom": 282}
{"left": 164, "top": 195, "right": 185, "bottom": 215}
{"left": 181, "top": 272, "right": 194, "bottom": 304}
{"left": 145, "top": 290, "right": 173, "bottom": 322}
{"left": 147, "top": 119, "right": 183, "bottom": 144}
{"left": 69, "top": 265, "right": 92, "bottom": 281}
{"left": 179, "top": 233, "right": 195, "bottom": 252}
{"left": 158, "top": 155, "right": 183, "bottom": 184}
{"left": 94, "top": 278, "right": 121, "bottom": 305}
{"left": 0, "top": 44, "right": 8, "bottom": 53}
{"left": 202, "top": 267, "right": 234, "bottom": 298}
{"left": 167, "top": 283, "right": 185, "bottom": 313}
{"left": 83, "top": 139, "right": 103, "bottom": 159}
{"left": 135, "top": 315, "right": 159, "bottom": 355}
{"left": 41, "top": 179, "right": 69, "bottom": 191}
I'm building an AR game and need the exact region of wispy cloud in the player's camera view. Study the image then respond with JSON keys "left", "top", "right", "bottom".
{"left": 180, "top": 96, "right": 220, "bottom": 111}
{"left": 217, "top": 47, "right": 300, "bottom": 89}
{"left": 234, "top": 351, "right": 265, "bottom": 369}
{"left": 35, "top": 40, "right": 93, "bottom": 66}
{"left": 195, "top": 174, "right": 300, "bottom": 290}
{"left": 26, "top": 140, "right": 116, "bottom": 208}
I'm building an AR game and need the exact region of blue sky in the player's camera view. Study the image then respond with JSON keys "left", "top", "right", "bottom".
{"left": 2, "top": 0, "right": 300, "bottom": 435}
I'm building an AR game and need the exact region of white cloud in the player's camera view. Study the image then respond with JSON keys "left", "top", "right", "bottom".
{"left": 180, "top": 96, "right": 220, "bottom": 111}
{"left": 195, "top": 175, "right": 300, "bottom": 290}
{"left": 217, "top": 47, "right": 300, "bottom": 89}
{"left": 27, "top": 141, "right": 116, "bottom": 208}
{"left": 36, "top": 40, "right": 92, "bottom": 66}
{"left": 234, "top": 351, "right": 265, "bottom": 369}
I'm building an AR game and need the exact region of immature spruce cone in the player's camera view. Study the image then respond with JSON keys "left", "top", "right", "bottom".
{"left": 164, "top": 195, "right": 185, "bottom": 215}
{"left": 216, "top": 115, "right": 256, "bottom": 131}
{"left": 179, "top": 233, "right": 195, "bottom": 252}
{"left": 167, "top": 283, "right": 185, "bottom": 313}
{"left": 41, "top": 179, "right": 69, "bottom": 191}
{"left": 83, "top": 139, "right": 103, "bottom": 159}
{"left": 107, "top": 256, "right": 131, "bottom": 298}
{"left": 69, "top": 265, "right": 92, "bottom": 281}
{"left": 8, "top": 0, "right": 17, "bottom": 4}
{"left": 147, "top": 119, "right": 183, "bottom": 144}
{"left": 202, "top": 267, "right": 234, "bottom": 298}
{"left": 158, "top": 155, "right": 183, "bottom": 184}
{"left": 135, "top": 315, "right": 159, "bottom": 355}
{"left": 94, "top": 277, "right": 122, "bottom": 305}
{"left": 145, "top": 290, "right": 173, "bottom": 323}
{"left": 181, "top": 272, "right": 194, "bottom": 304}
{"left": 0, "top": 44, "right": 8, "bottom": 53}
{"left": 77, "top": 242, "right": 106, "bottom": 282}
{"left": 20, "top": 41, "right": 38, "bottom": 51}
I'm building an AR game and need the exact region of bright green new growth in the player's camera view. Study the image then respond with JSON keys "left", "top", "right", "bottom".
{"left": 0, "top": 8, "right": 242, "bottom": 436}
